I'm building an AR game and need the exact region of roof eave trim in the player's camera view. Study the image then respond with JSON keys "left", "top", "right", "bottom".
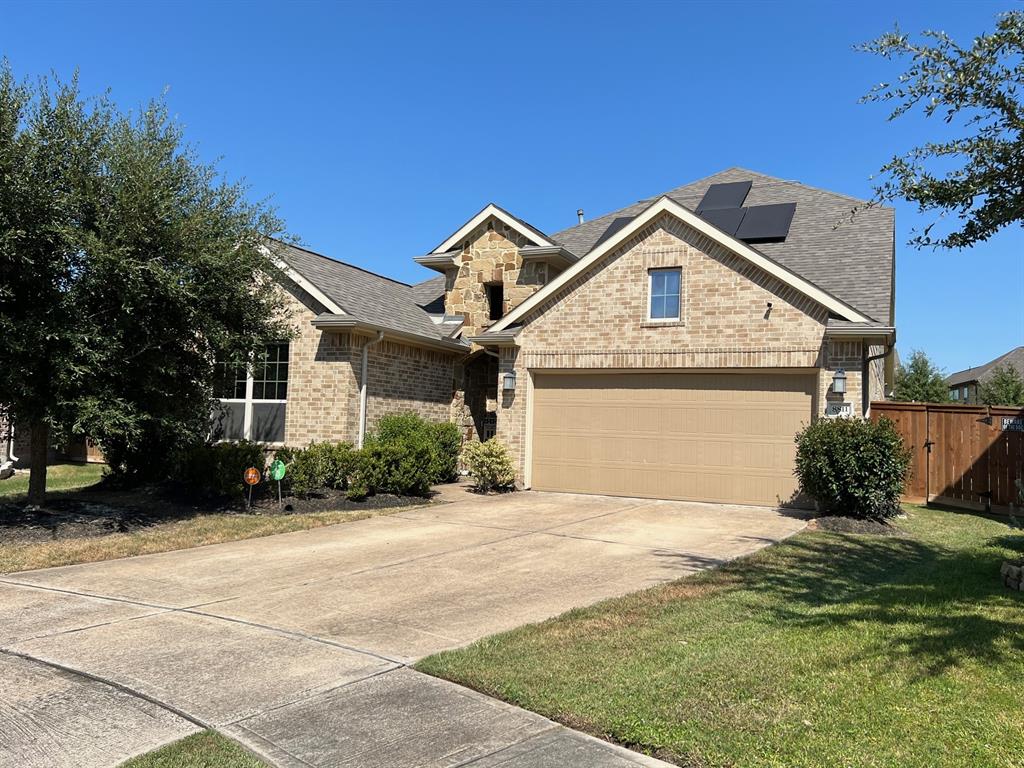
{"left": 519, "top": 245, "right": 579, "bottom": 270}
{"left": 311, "top": 315, "right": 469, "bottom": 354}
{"left": 487, "top": 196, "right": 871, "bottom": 333}
{"left": 824, "top": 325, "right": 896, "bottom": 341}
{"left": 465, "top": 332, "right": 519, "bottom": 347}
{"left": 261, "top": 244, "right": 347, "bottom": 315}
{"left": 431, "top": 203, "right": 555, "bottom": 254}
{"left": 414, "top": 252, "right": 458, "bottom": 273}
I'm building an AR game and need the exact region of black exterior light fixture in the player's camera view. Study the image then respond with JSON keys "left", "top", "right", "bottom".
{"left": 502, "top": 370, "right": 517, "bottom": 393}
{"left": 832, "top": 368, "right": 847, "bottom": 396}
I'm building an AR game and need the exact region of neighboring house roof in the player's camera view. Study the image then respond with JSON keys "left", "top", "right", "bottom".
{"left": 551, "top": 168, "right": 895, "bottom": 324}
{"left": 270, "top": 241, "right": 465, "bottom": 347}
{"left": 946, "top": 346, "right": 1024, "bottom": 387}
{"left": 488, "top": 194, "right": 873, "bottom": 334}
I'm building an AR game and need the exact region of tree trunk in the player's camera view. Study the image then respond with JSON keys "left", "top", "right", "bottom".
{"left": 27, "top": 420, "right": 49, "bottom": 507}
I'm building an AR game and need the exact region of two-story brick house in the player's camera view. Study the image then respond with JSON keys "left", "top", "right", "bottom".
{"left": 223, "top": 168, "right": 895, "bottom": 507}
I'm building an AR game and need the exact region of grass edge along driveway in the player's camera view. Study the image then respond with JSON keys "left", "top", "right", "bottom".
{"left": 119, "top": 731, "right": 266, "bottom": 768}
{"left": 0, "top": 464, "right": 419, "bottom": 573}
{"left": 417, "top": 506, "right": 1024, "bottom": 768}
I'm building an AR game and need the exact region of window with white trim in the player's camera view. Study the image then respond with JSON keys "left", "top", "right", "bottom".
{"left": 213, "top": 342, "right": 289, "bottom": 443}
{"left": 648, "top": 268, "right": 681, "bottom": 321}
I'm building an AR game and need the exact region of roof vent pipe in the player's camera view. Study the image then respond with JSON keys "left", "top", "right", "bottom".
{"left": 577, "top": 209, "right": 584, "bottom": 224}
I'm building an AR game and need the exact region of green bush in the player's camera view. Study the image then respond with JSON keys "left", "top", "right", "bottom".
{"left": 460, "top": 439, "right": 516, "bottom": 492}
{"left": 175, "top": 441, "right": 265, "bottom": 499}
{"left": 287, "top": 442, "right": 355, "bottom": 498}
{"left": 794, "top": 417, "right": 911, "bottom": 520}
{"left": 374, "top": 412, "right": 462, "bottom": 484}
{"left": 354, "top": 440, "right": 433, "bottom": 497}
{"left": 428, "top": 421, "right": 462, "bottom": 483}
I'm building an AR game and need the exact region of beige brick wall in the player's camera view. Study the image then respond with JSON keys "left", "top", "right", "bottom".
{"left": 364, "top": 340, "right": 458, "bottom": 432}
{"left": 444, "top": 216, "right": 551, "bottom": 337}
{"left": 281, "top": 288, "right": 360, "bottom": 445}
{"left": 280, "top": 286, "right": 459, "bottom": 447}
{"left": 495, "top": 213, "right": 874, "bottom": 482}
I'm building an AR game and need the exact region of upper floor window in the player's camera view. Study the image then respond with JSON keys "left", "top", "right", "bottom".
{"left": 648, "top": 268, "right": 681, "bottom": 321}
{"left": 487, "top": 283, "right": 504, "bottom": 322}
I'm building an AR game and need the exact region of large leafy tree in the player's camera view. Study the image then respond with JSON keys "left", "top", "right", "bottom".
{"left": 0, "top": 64, "right": 291, "bottom": 505}
{"left": 893, "top": 350, "right": 949, "bottom": 403}
{"left": 980, "top": 363, "right": 1024, "bottom": 406}
{"left": 860, "top": 11, "right": 1024, "bottom": 248}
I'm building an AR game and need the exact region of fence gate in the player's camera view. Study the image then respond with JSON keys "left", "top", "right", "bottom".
{"left": 870, "top": 402, "right": 1024, "bottom": 512}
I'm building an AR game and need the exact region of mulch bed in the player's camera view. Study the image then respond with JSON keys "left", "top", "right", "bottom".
{"left": 0, "top": 483, "right": 427, "bottom": 546}
{"left": 808, "top": 515, "right": 902, "bottom": 536}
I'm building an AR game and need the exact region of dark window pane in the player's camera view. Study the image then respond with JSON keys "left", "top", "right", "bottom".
{"left": 211, "top": 402, "right": 245, "bottom": 441}
{"left": 251, "top": 402, "right": 286, "bottom": 443}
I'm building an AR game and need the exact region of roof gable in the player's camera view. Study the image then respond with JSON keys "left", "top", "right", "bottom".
{"left": 488, "top": 196, "right": 870, "bottom": 334}
{"left": 431, "top": 203, "right": 554, "bottom": 254}
{"left": 552, "top": 168, "right": 894, "bottom": 323}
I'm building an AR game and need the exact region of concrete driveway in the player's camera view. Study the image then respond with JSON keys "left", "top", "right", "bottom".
{"left": 0, "top": 489, "right": 804, "bottom": 767}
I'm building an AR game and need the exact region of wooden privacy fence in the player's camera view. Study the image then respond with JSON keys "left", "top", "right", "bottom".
{"left": 871, "top": 401, "right": 1024, "bottom": 512}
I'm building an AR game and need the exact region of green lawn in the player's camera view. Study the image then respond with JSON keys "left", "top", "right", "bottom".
{"left": 0, "top": 462, "right": 106, "bottom": 498}
{"left": 120, "top": 731, "right": 266, "bottom": 768}
{"left": 417, "top": 506, "right": 1024, "bottom": 768}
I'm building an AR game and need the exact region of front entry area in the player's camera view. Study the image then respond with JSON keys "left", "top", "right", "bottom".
{"left": 530, "top": 371, "right": 816, "bottom": 506}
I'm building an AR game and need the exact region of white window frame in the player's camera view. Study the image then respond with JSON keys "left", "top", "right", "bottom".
{"left": 216, "top": 343, "right": 288, "bottom": 445}
{"left": 647, "top": 267, "right": 682, "bottom": 322}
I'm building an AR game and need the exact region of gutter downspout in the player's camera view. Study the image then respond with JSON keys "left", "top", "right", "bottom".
{"left": 357, "top": 332, "right": 385, "bottom": 448}
{"left": 863, "top": 336, "right": 895, "bottom": 417}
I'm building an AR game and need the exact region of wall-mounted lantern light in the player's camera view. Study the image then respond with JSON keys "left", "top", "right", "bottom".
{"left": 502, "top": 370, "right": 517, "bottom": 393}
{"left": 832, "top": 368, "right": 847, "bottom": 395}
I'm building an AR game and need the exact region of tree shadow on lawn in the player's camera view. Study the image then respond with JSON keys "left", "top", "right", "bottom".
{"left": 655, "top": 523, "right": 1024, "bottom": 677}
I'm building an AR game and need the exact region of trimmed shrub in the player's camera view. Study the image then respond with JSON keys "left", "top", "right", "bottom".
{"left": 461, "top": 439, "right": 516, "bottom": 492}
{"left": 354, "top": 439, "right": 433, "bottom": 497}
{"left": 794, "top": 417, "right": 911, "bottom": 520}
{"left": 374, "top": 412, "right": 462, "bottom": 484}
{"left": 175, "top": 441, "right": 265, "bottom": 499}
{"left": 288, "top": 442, "right": 356, "bottom": 498}
{"left": 429, "top": 421, "right": 462, "bottom": 483}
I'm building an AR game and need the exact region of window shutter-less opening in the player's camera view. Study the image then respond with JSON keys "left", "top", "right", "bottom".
{"left": 213, "top": 342, "right": 289, "bottom": 443}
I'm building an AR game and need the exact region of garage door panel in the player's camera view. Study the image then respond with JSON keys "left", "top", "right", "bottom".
{"left": 531, "top": 372, "right": 814, "bottom": 506}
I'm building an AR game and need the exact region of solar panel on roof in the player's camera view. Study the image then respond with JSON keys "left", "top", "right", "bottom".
{"left": 735, "top": 203, "right": 796, "bottom": 242}
{"left": 698, "top": 207, "right": 746, "bottom": 236}
{"left": 695, "top": 181, "right": 752, "bottom": 213}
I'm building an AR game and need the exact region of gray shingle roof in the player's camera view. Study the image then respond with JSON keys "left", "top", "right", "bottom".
{"left": 271, "top": 241, "right": 450, "bottom": 342}
{"left": 946, "top": 346, "right": 1024, "bottom": 387}
{"left": 552, "top": 168, "right": 895, "bottom": 324}
{"left": 411, "top": 275, "right": 446, "bottom": 314}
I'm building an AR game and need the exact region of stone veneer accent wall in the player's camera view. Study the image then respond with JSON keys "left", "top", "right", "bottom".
{"left": 280, "top": 286, "right": 460, "bottom": 446}
{"left": 495, "top": 213, "right": 873, "bottom": 483}
{"left": 444, "top": 216, "right": 553, "bottom": 337}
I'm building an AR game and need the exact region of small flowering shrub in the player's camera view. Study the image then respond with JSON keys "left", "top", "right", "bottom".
{"left": 460, "top": 439, "right": 516, "bottom": 492}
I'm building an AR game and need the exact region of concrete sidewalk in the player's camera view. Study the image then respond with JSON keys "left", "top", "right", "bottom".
{"left": 0, "top": 490, "right": 804, "bottom": 766}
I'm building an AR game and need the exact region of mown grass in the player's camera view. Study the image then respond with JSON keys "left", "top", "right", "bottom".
{"left": 0, "top": 462, "right": 106, "bottom": 498}
{"left": 417, "top": 506, "right": 1024, "bottom": 768}
{"left": 119, "top": 731, "right": 266, "bottom": 768}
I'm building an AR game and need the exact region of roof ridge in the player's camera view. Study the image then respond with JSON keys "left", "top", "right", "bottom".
{"left": 271, "top": 238, "right": 412, "bottom": 288}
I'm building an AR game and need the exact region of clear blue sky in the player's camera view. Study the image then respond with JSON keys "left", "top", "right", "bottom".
{"left": 3, "top": 0, "right": 1021, "bottom": 375}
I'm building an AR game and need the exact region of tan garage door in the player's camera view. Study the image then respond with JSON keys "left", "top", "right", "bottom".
{"left": 530, "top": 371, "right": 815, "bottom": 506}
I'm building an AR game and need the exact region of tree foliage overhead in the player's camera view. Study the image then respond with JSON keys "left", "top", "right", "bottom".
{"left": 860, "top": 11, "right": 1024, "bottom": 249}
{"left": 893, "top": 349, "right": 949, "bottom": 403}
{"left": 979, "top": 363, "right": 1024, "bottom": 406}
{"left": 0, "top": 62, "right": 292, "bottom": 502}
